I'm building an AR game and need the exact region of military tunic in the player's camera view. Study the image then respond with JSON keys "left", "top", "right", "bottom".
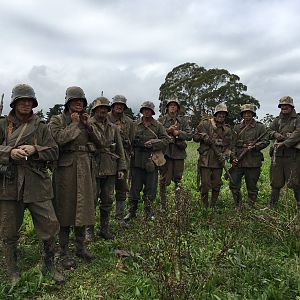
{"left": 158, "top": 113, "right": 192, "bottom": 185}
{"left": 0, "top": 112, "right": 59, "bottom": 244}
{"left": 193, "top": 118, "right": 232, "bottom": 194}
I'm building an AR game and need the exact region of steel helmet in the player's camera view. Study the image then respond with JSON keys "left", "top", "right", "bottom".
{"left": 65, "top": 86, "right": 87, "bottom": 107}
{"left": 92, "top": 97, "right": 111, "bottom": 112}
{"left": 111, "top": 95, "right": 128, "bottom": 109}
{"left": 10, "top": 84, "right": 38, "bottom": 108}
{"left": 140, "top": 101, "right": 155, "bottom": 115}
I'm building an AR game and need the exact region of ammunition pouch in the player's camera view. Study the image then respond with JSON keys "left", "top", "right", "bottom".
{"left": 0, "top": 163, "right": 16, "bottom": 179}
{"left": 145, "top": 158, "right": 156, "bottom": 173}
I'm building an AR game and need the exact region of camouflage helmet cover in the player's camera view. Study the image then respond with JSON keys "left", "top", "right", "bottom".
{"left": 166, "top": 97, "right": 180, "bottom": 111}
{"left": 10, "top": 84, "right": 38, "bottom": 108}
{"left": 65, "top": 86, "right": 87, "bottom": 107}
{"left": 140, "top": 101, "right": 155, "bottom": 115}
{"left": 214, "top": 103, "right": 228, "bottom": 116}
{"left": 278, "top": 96, "right": 294, "bottom": 108}
{"left": 111, "top": 94, "right": 128, "bottom": 109}
{"left": 92, "top": 96, "right": 111, "bottom": 112}
{"left": 240, "top": 103, "right": 256, "bottom": 116}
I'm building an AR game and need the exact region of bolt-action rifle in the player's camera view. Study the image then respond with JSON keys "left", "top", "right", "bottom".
{"left": 0, "top": 94, "right": 4, "bottom": 116}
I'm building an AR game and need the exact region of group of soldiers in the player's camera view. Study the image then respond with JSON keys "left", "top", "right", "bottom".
{"left": 0, "top": 83, "right": 300, "bottom": 285}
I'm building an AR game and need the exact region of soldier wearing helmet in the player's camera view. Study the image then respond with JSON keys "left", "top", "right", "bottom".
{"left": 229, "top": 104, "right": 269, "bottom": 210}
{"left": 193, "top": 103, "right": 232, "bottom": 208}
{"left": 124, "top": 101, "right": 170, "bottom": 221}
{"left": 268, "top": 96, "right": 300, "bottom": 209}
{"left": 158, "top": 97, "right": 192, "bottom": 210}
{"left": 0, "top": 84, "right": 64, "bottom": 284}
{"left": 49, "top": 86, "right": 104, "bottom": 269}
{"left": 106, "top": 95, "right": 134, "bottom": 228}
{"left": 89, "top": 96, "right": 126, "bottom": 240}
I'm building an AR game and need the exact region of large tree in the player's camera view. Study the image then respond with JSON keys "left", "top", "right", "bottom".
{"left": 159, "top": 63, "right": 260, "bottom": 128}
{"left": 46, "top": 104, "right": 64, "bottom": 122}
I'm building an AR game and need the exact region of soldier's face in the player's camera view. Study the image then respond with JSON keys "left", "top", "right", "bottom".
{"left": 113, "top": 103, "right": 125, "bottom": 114}
{"left": 94, "top": 106, "right": 109, "bottom": 120}
{"left": 280, "top": 104, "right": 293, "bottom": 115}
{"left": 215, "top": 112, "right": 226, "bottom": 123}
{"left": 15, "top": 98, "right": 33, "bottom": 115}
{"left": 167, "top": 103, "right": 178, "bottom": 114}
{"left": 242, "top": 111, "right": 254, "bottom": 121}
{"left": 142, "top": 108, "right": 153, "bottom": 118}
{"left": 69, "top": 99, "right": 84, "bottom": 113}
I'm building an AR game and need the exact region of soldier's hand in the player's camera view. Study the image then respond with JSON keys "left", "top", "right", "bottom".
{"left": 232, "top": 158, "right": 238, "bottom": 167}
{"left": 71, "top": 112, "right": 80, "bottom": 123}
{"left": 11, "top": 148, "right": 27, "bottom": 160}
{"left": 274, "top": 132, "right": 284, "bottom": 142}
{"left": 80, "top": 113, "right": 91, "bottom": 127}
{"left": 144, "top": 141, "right": 153, "bottom": 148}
{"left": 203, "top": 135, "right": 213, "bottom": 145}
{"left": 18, "top": 145, "right": 36, "bottom": 156}
{"left": 173, "top": 130, "right": 180, "bottom": 137}
{"left": 275, "top": 142, "right": 284, "bottom": 149}
{"left": 117, "top": 171, "right": 125, "bottom": 180}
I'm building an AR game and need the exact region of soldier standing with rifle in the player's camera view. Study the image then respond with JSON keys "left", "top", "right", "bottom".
{"left": 268, "top": 96, "right": 300, "bottom": 209}
{"left": 158, "top": 97, "right": 192, "bottom": 210}
{"left": 0, "top": 84, "right": 64, "bottom": 284}
{"left": 229, "top": 104, "right": 269, "bottom": 210}
{"left": 108, "top": 95, "right": 134, "bottom": 228}
{"left": 90, "top": 97, "right": 127, "bottom": 240}
{"left": 193, "top": 103, "right": 232, "bottom": 208}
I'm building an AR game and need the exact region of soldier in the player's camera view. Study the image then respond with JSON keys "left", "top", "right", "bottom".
{"left": 193, "top": 103, "right": 232, "bottom": 208}
{"left": 0, "top": 84, "right": 64, "bottom": 284}
{"left": 158, "top": 97, "right": 192, "bottom": 210}
{"left": 108, "top": 95, "right": 134, "bottom": 227}
{"left": 90, "top": 97, "right": 127, "bottom": 240}
{"left": 229, "top": 104, "right": 269, "bottom": 210}
{"left": 49, "top": 86, "right": 102, "bottom": 269}
{"left": 124, "top": 101, "right": 170, "bottom": 221}
{"left": 268, "top": 96, "right": 300, "bottom": 208}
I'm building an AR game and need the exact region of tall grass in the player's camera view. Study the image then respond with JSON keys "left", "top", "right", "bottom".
{"left": 0, "top": 142, "right": 299, "bottom": 299}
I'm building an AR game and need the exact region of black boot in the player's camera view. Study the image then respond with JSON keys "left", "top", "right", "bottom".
{"left": 210, "top": 190, "right": 220, "bottom": 208}
{"left": 115, "top": 200, "right": 128, "bottom": 228}
{"left": 75, "top": 227, "right": 95, "bottom": 261}
{"left": 144, "top": 196, "right": 154, "bottom": 220}
{"left": 201, "top": 193, "right": 209, "bottom": 208}
{"left": 124, "top": 200, "right": 138, "bottom": 222}
{"left": 59, "top": 227, "right": 76, "bottom": 270}
{"left": 248, "top": 194, "right": 256, "bottom": 209}
{"left": 99, "top": 211, "right": 115, "bottom": 240}
{"left": 85, "top": 225, "right": 95, "bottom": 243}
{"left": 160, "top": 179, "right": 167, "bottom": 211}
{"left": 3, "top": 242, "right": 20, "bottom": 284}
{"left": 42, "top": 240, "right": 65, "bottom": 284}
{"left": 232, "top": 190, "right": 243, "bottom": 211}
{"left": 269, "top": 188, "right": 280, "bottom": 209}
{"left": 293, "top": 189, "right": 300, "bottom": 209}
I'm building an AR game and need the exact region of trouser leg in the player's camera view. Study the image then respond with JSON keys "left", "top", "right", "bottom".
{"left": 75, "top": 226, "right": 95, "bottom": 261}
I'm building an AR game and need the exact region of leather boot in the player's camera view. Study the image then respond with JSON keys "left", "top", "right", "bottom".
{"left": 248, "top": 194, "right": 256, "bottom": 209}
{"left": 210, "top": 190, "right": 219, "bottom": 208}
{"left": 115, "top": 200, "right": 128, "bottom": 228}
{"left": 59, "top": 227, "right": 76, "bottom": 270}
{"left": 85, "top": 225, "right": 95, "bottom": 243}
{"left": 144, "top": 196, "right": 154, "bottom": 220}
{"left": 3, "top": 243, "right": 20, "bottom": 284}
{"left": 269, "top": 188, "right": 280, "bottom": 209}
{"left": 160, "top": 179, "right": 167, "bottom": 211}
{"left": 42, "top": 240, "right": 65, "bottom": 284}
{"left": 293, "top": 189, "right": 300, "bottom": 209}
{"left": 75, "top": 226, "right": 95, "bottom": 261}
{"left": 99, "top": 211, "right": 115, "bottom": 240}
{"left": 201, "top": 193, "right": 209, "bottom": 208}
{"left": 232, "top": 190, "right": 243, "bottom": 211}
{"left": 124, "top": 200, "right": 138, "bottom": 222}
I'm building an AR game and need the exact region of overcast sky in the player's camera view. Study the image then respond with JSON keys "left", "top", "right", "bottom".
{"left": 1, "top": 0, "right": 300, "bottom": 119}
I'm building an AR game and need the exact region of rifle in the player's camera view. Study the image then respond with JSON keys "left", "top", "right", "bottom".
{"left": 234, "top": 130, "right": 269, "bottom": 163}
{"left": 0, "top": 94, "right": 3, "bottom": 116}
{"left": 211, "top": 143, "right": 233, "bottom": 183}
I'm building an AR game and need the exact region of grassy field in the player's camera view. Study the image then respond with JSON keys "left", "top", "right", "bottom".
{"left": 1, "top": 142, "right": 300, "bottom": 299}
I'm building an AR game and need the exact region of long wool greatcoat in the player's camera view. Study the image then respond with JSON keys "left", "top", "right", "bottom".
{"left": 49, "top": 112, "right": 104, "bottom": 227}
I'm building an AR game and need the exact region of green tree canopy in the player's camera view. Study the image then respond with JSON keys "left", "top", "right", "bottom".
{"left": 159, "top": 63, "right": 260, "bottom": 128}
{"left": 46, "top": 104, "right": 64, "bottom": 122}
